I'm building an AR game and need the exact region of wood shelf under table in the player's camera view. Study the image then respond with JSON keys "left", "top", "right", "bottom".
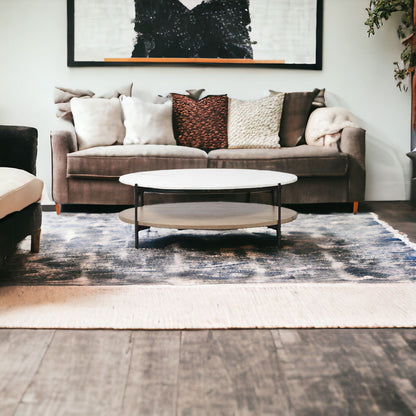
{"left": 119, "top": 201, "right": 297, "bottom": 246}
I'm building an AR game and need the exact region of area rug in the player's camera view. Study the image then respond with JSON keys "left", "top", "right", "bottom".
{"left": 0, "top": 211, "right": 415, "bottom": 329}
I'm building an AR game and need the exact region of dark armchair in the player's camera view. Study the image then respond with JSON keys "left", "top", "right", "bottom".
{"left": 0, "top": 126, "right": 43, "bottom": 258}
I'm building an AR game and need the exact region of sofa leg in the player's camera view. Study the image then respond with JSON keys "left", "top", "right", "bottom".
{"left": 31, "top": 228, "right": 41, "bottom": 253}
{"left": 55, "top": 203, "right": 61, "bottom": 215}
{"left": 353, "top": 201, "right": 359, "bottom": 215}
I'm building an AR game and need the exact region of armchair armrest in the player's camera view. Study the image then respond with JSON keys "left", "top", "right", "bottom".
{"left": 50, "top": 130, "right": 78, "bottom": 204}
{"left": 0, "top": 125, "right": 38, "bottom": 174}
{"left": 339, "top": 127, "right": 366, "bottom": 202}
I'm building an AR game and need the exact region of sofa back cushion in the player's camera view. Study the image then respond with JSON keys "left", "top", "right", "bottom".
{"left": 311, "top": 88, "right": 326, "bottom": 111}
{"left": 270, "top": 90, "right": 315, "bottom": 147}
{"left": 154, "top": 89, "right": 206, "bottom": 103}
{"left": 172, "top": 94, "right": 228, "bottom": 150}
{"left": 55, "top": 83, "right": 132, "bottom": 123}
{"left": 228, "top": 93, "right": 285, "bottom": 149}
{"left": 71, "top": 97, "right": 125, "bottom": 150}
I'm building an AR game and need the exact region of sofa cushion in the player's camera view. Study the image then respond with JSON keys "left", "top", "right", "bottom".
{"left": 207, "top": 146, "right": 349, "bottom": 177}
{"left": 172, "top": 94, "right": 228, "bottom": 150}
{"left": 121, "top": 96, "right": 176, "bottom": 146}
{"left": 54, "top": 83, "right": 133, "bottom": 123}
{"left": 0, "top": 167, "right": 44, "bottom": 219}
{"left": 270, "top": 90, "right": 315, "bottom": 147}
{"left": 228, "top": 93, "right": 285, "bottom": 149}
{"left": 71, "top": 97, "right": 125, "bottom": 150}
{"left": 154, "top": 89, "right": 206, "bottom": 103}
{"left": 67, "top": 145, "right": 208, "bottom": 178}
{"left": 311, "top": 88, "right": 326, "bottom": 111}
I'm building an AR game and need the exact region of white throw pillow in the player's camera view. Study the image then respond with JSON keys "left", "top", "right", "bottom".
{"left": 71, "top": 97, "right": 125, "bottom": 150}
{"left": 228, "top": 93, "right": 285, "bottom": 149}
{"left": 121, "top": 96, "right": 176, "bottom": 146}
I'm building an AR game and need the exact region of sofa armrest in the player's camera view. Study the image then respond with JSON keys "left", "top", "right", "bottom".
{"left": 338, "top": 127, "right": 366, "bottom": 201}
{"left": 51, "top": 129, "right": 77, "bottom": 154}
{"left": 0, "top": 125, "right": 38, "bottom": 174}
{"left": 50, "top": 130, "right": 78, "bottom": 204}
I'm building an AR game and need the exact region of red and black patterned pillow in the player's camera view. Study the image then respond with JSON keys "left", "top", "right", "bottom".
{"left": 172, "top": 93, "right": 228, "bottom": 150}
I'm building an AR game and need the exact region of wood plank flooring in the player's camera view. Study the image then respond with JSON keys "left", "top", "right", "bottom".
{"left": 0, "top": 201, "right": 415, "bottom": 416}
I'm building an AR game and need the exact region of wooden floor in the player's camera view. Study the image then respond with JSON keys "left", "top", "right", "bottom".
{"left": 1, "top": 201, "right": 415, "bottom": 416}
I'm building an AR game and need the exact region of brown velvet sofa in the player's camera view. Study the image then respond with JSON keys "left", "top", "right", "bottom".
{"left": 51, "top": 126, "right": 366, "bottom": 213}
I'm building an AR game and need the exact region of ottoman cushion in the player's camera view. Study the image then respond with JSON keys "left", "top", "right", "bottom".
{"left": 0, "top": 167, "right": 44, "bottom": 219}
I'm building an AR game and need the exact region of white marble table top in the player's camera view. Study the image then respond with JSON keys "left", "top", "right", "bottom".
{"left": 119, "top": 169, "right": 297, "bottom": 191}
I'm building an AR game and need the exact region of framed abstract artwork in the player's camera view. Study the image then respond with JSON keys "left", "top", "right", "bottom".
{"left": 67, "top": 0, "right": 323, "bottom": 69}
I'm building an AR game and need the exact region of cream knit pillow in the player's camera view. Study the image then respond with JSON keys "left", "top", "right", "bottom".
{"left": 228, "top": 93, "right": 285, "bottom": 149}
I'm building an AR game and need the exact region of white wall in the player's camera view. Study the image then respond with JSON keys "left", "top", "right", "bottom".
{"left": 0, "top": 0, "right": 412, "bottom": 201}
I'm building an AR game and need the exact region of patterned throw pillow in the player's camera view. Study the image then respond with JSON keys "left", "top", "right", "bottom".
{"left": 228, "top": 93, "right": 285, "bottom": 149}
{"left": 172, "top": 94, "right": 228, "bottom": 150}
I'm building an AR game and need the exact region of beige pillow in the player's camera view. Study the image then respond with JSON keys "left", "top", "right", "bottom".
{"left": 228, "top": 93, "right": 285, "bottom": 149}
{"left": 71, "top": 97, "right": 125, "bottom": 150}
{"left": 121, "top": 96, "right": 176, "bottom": 145}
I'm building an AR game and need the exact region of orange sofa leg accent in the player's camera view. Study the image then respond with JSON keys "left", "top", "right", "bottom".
{"left": 55, "top": 203, "right": 61, "bottom": 215}
{"left": 353, "top": 201, "right": 359, "bottom": 215}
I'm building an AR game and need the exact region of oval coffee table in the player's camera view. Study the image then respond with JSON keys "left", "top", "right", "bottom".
{"left": 119, "top": 169, "right": 297, "bottom": 248}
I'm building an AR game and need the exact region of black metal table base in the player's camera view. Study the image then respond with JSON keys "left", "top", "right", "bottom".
{"left": 269, "top": 183, "right": 282, "bottom": 247}
{"left": 134, "top": 184, "right": 148, "bottom": 249}
{"left": 132, "top": 183, "right": 283, "bottom": 249}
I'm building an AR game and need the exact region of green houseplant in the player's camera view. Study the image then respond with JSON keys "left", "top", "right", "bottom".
{"left": 365, "top": 0, "right": 415, "bottom": 90}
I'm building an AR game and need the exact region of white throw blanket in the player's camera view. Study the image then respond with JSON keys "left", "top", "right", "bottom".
{"left": 305, "top": 107, "right": 359, "bottom": 147}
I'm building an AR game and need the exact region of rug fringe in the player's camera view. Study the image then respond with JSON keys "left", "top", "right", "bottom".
{"left": 370, "top": 212, "right": 416, "bottom": 251}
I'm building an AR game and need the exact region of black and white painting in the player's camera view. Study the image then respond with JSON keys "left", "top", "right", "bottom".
{"left": 68, "top": 0, "right": 323, "bottom": 68}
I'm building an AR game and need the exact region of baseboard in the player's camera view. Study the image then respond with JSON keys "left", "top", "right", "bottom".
{"left": 41, "top": 204, "right": 56, "bottom": 212}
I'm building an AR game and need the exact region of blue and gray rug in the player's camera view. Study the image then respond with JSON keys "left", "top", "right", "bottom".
{"left": 1, "top": 211, "right": 415, "bottom": 286}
